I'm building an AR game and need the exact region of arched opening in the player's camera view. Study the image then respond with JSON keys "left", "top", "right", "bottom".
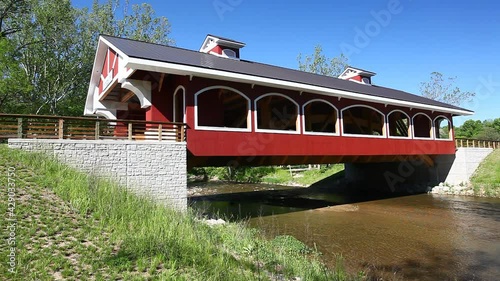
{"left": 342, "top": 105, "right": 384, "bottom": 136}
{"left": 413, "top": 113, "right": 432, "bottom": 138}
{"left": 173, "top": 86, "right": 185, "bottom": 123}
{"left": 387, "top": 110, "right": 410, "bottom": 138}
{"left": 196, "top": 87, "right": 250, "bottom": 130}
{"left": 303, "top": 100, "right": 338, "bottom": 134}
{"left": 434, "top": 116, "right": 452, "bottom": 139}
{"left": 256, "top": 94, "right": 298, "bottom": 132}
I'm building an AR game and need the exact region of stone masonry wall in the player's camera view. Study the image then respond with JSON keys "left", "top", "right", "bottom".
{"left": 8, "top": 139, "right": 187, "bottom": 211}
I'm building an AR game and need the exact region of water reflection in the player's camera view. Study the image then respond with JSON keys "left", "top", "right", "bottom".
{"left": 189, "top": 183, "right": 500, "bottom": 280}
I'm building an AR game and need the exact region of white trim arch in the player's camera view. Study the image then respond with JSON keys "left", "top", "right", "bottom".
{"left": 386, "top": 109, "right": 411, "bottom": 139}
{"left": 302, "top": 99, "right": 339, "bottom": 136}
{"left": 412, "top": 113, "right": 433, "bottom": 139}
{"left": 433, "top": 115, "right": 453, "bottom": 141}
{"left": 340, "top": 104, "right": 386, "bottom": 138}
{"left": 120, "top": 79, "right": 152, "bottom": 108}
{"left": 194, "top": 85, "right": 251, "bottom": 132}
{"left": 254, "top": 93, "right": 301, "bottom": 134}
{"left": 173, "top": 86, "right": 186, "bottom": 123}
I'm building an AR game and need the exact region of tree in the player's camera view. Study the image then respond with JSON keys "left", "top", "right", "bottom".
{"left": 0, "top": 0, "right": 173, "bottom": 116}
{"left": 0, "top": 0, "right": 33, "bottom": 113}
{"left": 297, "top": 45, "right": 348, "bottom": 77}
{"left": 454, "top": 118, "right": 500, "bottom": 141}
{"left": 455, "top": 119, "right": 483, "bottom": 138}
{"left": 476, "top": 126, "right": 500, "bottom": 141}
{"left": 420, "top": 72, "right": 475, "bottom": 107}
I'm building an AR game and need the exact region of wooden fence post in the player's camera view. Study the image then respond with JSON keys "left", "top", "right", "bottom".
{"left": 17, "top": 118, "right": 23, "bottom": 138}
{"left": 180, "top": 125, "right": 185, "bottom": 142}
{"left": 58, "top": 119, "right": 64, "bottom": 139}
{"left": 158, "top": 124, "right": 162, "bottom": 141}
{"left": 128, "top": 123, "right": 133, "bottom": 140}
{"left": 95, "top": 121, "right": 100, "bottom": 140}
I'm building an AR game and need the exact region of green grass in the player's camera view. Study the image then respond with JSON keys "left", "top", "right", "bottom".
{"left": 0, "top": 145, "right": 357, "bottom": 280}
{"left": 262, "top": 165, "right": 345, "bottom": 186}
{"left": 190, "top": 164, "right": 345, "bottom": 187}
{"left": 470, "top": 149, "right": 500, "bottom": 197}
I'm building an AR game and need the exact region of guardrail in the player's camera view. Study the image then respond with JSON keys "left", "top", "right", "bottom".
{"left": 0, "top": 114, "right": 186, "bottom": 142}
{"left": 455, "top": 138, "right": 499, "bottom": 149}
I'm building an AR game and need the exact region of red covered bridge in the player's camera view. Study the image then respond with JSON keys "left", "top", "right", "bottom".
{"left": 84, "top": 34, "right": 473, "bottom": 168}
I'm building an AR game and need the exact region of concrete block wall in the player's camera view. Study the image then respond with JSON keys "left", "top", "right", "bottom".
{"left": 345, "top": 148, "right": 494, "bottom": 193}
{"left": 434, "top": 147, "right": 493, "bottom": 185}
{"left": 8, "top": 139, "right": 187, "bottom": 211}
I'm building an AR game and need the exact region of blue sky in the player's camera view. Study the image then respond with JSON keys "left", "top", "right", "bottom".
{"left": 73, "top": 0, "right": 500, "bottom": 125}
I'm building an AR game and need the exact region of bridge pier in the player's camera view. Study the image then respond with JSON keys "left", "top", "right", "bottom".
{"left": 345, "top": 161, "right": 433, "bottom": 194}
{"left": 345, "top": 147, "right": 494, "bottom": 193}
{"left": 8, "top": 139, "right": 187, "bottom": 211}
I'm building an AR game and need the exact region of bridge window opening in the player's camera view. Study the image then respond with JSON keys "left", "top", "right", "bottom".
{"left": 303, "top": 100, "right": 338, "bottom": 134}
{"left": 342, "top": 106, "right": 384, "bottom": 136}
{"left": 388, "top": 110, "right": 410, "bottom": 137}
{"left": 256, "top": 94, "right": 298, "bottom": 132}
{"left": 173, "top": 87, "right": 185, "bottom": 123}
{"left": 413, "top": 113, "right": 432, "bottom": 138}
{"left": 196, "top": 87, "right": 250, "bottom": 130}
{"left": 434, "top": 116, "right": 451, "bottom": 139}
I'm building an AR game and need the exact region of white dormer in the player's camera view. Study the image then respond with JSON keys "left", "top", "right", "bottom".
{"left": 199, "top": 34, "right": 245, "bottom": 59}
{"left": 338, "top": 66, "right": 376, "bottom": 85}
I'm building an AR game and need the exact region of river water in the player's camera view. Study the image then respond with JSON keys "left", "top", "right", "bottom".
{"left": 189, "top": 183, "right": 500, "bottom": 280}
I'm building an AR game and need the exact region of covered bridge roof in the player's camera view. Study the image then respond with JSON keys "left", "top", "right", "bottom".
{"left": 93, "top": 35, "right": 473, "bottom": 116}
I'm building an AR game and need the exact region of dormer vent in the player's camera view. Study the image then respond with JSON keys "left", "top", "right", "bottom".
{"left": 339, "top": 66, "right": 376, "bottom": 85}
{"left": 199, "top": 34, "right": 245, "bottom": 60}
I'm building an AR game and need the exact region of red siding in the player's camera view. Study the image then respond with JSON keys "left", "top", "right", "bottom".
{"left": 98, "top": 48, "right": 119, "bottom": 95}
{"left": 138, "top": 75, "right": 456, "bottom": 165}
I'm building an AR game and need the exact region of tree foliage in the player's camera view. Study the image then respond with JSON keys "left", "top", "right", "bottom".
{"left": 0, "top": 0, "right": 173, "bottom": 116}
{"left": 420, "top": 72, "right": 475, "bottom": 107}
{"left": 297, "top": 45, "right": 348, "bottom": 77}
{"left": 455, "top": 118, "right": 500, "bottom": 141}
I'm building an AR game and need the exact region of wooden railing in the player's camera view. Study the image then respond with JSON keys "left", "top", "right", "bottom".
{"left": 455, "top": 138, "right": 499, "bottom": 149}
{"left": 0, "top": 114, "right": 186, "bottom": 142}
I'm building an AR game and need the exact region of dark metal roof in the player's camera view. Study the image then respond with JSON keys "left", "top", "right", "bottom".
{"left": 345, "top": 65, "right": 376, "bottom": 75}
{"left": 206, "top": 34, "right": 245, "bottom": 46}
{"left": 102, "top": 35, "right": 471, "bottom": 113}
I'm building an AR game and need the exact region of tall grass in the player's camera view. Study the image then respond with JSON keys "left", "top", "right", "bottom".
{"left": 471, "top": 149, "right": 500, "bottom": 197}
{"left": 0, "top": 145, "right": 355, "bottom": 280}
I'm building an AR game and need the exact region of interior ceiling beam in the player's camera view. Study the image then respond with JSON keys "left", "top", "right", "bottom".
{"left": 121, "top": 91, "right": 135, "bottom": 103}
{"left": 158, "top": 73, "right": 165, "bottom": 92}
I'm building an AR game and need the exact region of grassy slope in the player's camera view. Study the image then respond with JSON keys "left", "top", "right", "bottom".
{"left": 0, "top": 145, "right": 355, "bottom": 281}
{"left": 470, "top": 149, "right": 500, "bottom": 197}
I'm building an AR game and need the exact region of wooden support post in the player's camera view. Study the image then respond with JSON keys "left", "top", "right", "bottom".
{"left": 158, "top": 124, "right": 162, "bottom": 141}
{"left": 460, "top": 139, "right": 463, "bottom": 147}
{"left": 128, "top": 123, "right": 133, "bottom": 140}
{"left": 95, "top": 121, "right": 100, "bottom": 140}
{"left": 17, "top": 118, "right": 23, "bottom": 138}
{"left": 181, "top": 125, "right": 185, "bottom": 142}
{"left": 472, "top": 139, "right": 475, "bottom": 148}
{"left": 58, "top": 119, "right": 64, "bottom": 139}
